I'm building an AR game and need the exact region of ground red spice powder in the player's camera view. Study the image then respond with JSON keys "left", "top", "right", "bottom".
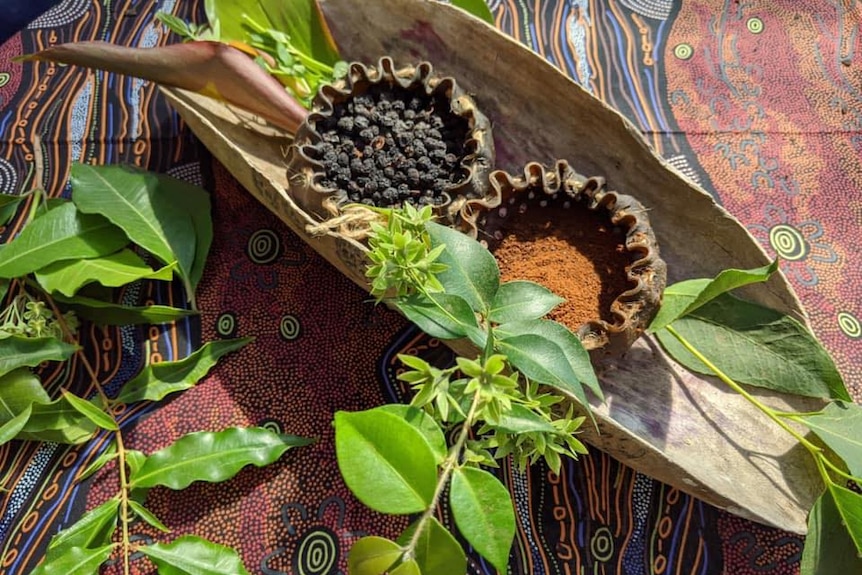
{"left": 491, "top": 203, "right": 633, "bottom": 330}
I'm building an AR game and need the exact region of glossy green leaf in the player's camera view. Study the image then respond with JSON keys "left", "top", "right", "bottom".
{"left": 347, "top": 536, "right": 403, "bottom": 575}
{"left": 497, "top": 319, "right": 601, "bottom": 400}
{"left": 0, "top": 193, "right": 22, "bottom": 226}
{"left": 648, "top": 260, "right": 779, "bottom": 333}
{"left": 169, "top": 182, "right": 212, "bottom": 293}
{"left": 390, "top": 559, "right": 421, "bottom": 575}
{"left": 0, "top": 201, "right": 128, "bottom": 279}
{"left": 828, "top": 482, "right": 862, "bottom": 554}
{"left": 129, "top": 500, "right": 171, "bottom": 533}
{"left": 655, "top": 294, "right": 850, "bottom": 401}
{"left": 21, "top": 397, "right": 97, "bottom": 444}
{"left": 130, "top": 427, "right": 311, "bottom": 489}
{"left": 251, "top": 0, "right": 341, "bottom": 65}
{"left": 0, "top": 279, "right": 8, "bottom": 303}
{"left": 114, "top": 338, "right": 252, "bottom": 404}
{"left": 54, "top": 293, "right": 195, "bottom": 325}
{"left": 61, "top": 390, "right": 117, "bottom": 431}
{"left": 0, "top": 336, "right": 79, "bottom": 377}
{"left": 0, "top": 367, "right": 50, "bottom": 418}
{"left": 375, "top": 404, "right": 448, "bottom": 463}
{"left": 77, "top": 443, "right": 117, "bottom": 482}
{"left": 29, "top": 544, "right": 114, "bottom": 575}
{"left": 494, "top": 404, "right": 556, "bottom": 434}
{"left": 139, "top": 534, "right": 251, "bottom": 575}
{"left": 0, "top": 406, "right": 31, "bottom": 445}
{"left": 46, "top": 498, "right": 119, "bottom": 556}
{"left": 450, "top": 467, "right": 515, "bottom": 573}
{"left": 426, "top": 221, "right": 499, "bottom": 313}
{"left": 335, "top": 409, "right": 437, "bottom": 514}
{"left": 799, "top": 402, "right": 862, "bottom": 479}
{"left": 450, "top": 0, "right": 495, "bottom": 24}
{"left": 801, "top": 489, "right": 862, "bottom": 575}
{"left": 489, "top": 280, "right": 564, "bottom": 324}
{"left": 497, "top": 334, "right": 590, "bottom": 410}
{"left": 35, "top": 249, "right": 175, "bottom": 297}
{"left": 70, "top": 163, "right": 201, "bottom": 299}
{"left": 396, "top": 292, "right": 478, "bottom": 340}
{"left": 409, "top": 517, "right": 467, "bottom": 575}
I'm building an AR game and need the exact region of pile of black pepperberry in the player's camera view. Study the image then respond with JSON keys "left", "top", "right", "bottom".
{"left": 313, "top": 82, "right": 470, "bottom": 208}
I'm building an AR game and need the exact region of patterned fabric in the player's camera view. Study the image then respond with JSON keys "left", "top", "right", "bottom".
{"left": 1, "top": 1, "right": 860, "bottom": 574}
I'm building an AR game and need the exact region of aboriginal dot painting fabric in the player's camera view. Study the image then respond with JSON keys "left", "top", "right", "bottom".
{"left": 1, "top": 1, "right": 861, "bottom": 574}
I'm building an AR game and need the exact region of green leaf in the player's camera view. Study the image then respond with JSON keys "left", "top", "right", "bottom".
{"left": 0, "top": 201, "right": 128, "bottom": 279}
{"left": 648, "top": 260, "right": 779, "bottom": 333}
{"left": 799, "top": 402, "right": 862, "bottom": 479}
{"left": 374, "top": 404, "right": 448, "bottom": 463}
{"left": 426, "top": 221, "right": 499, "bottom": 313}
{"left": 0, "top": 406, "right": 31, "bottom": 445}
{"left": 390, "top": 559, "right": 421, "bottom": 575}
{"left": 169, "top": 182, "right": 212, "bottom": 293}
{"left": 497, "top": 319, "right": 601, "bottom": 400}
{"left": 828, "top": 481, "right": 862, "bottom": 555}
{"left": 77, "top": 443, "right": 117, "bottom": 482}
{"left": 61, "top": 390, "right": 117, "bottom": 431}
{"left": 347, "top": 536, "right": 403, "bottom": 575}
{"left": 396, "top": 292, "right": 478, "bottom": 340}
{"left": 71, "top": 163, "right": 200, "bottom": 299}
{"left": 450, "top": 0, "right": 495, "bottom": 24}
{"left": 139, "top": 534, "right": 251, "bottom": 575}
{"left": 334, "top": 409, "right": 437, "bottom": 514}
{"left": 35, "top": 249, "right": 175, "bottom": 297}
{"left": 450, "top": 467, "right": 515, "bottom": 573}
{"left": 54, "top": 293, "right": 196, "bottom": 325}
{"left": 497, "top": 334, "right": 590, "bottom": 410}
{"left": 801, "top": 489, "right": 862, "bottom": 575}
{"left": 114, "top": 338, "right": 252, "bottom": 404}
{"left": 129, "top": 427, "right": 311, "bottom": 489}
{"left": 0, "top": 335, "right": 79, "bottom": 377}
{"left": 46, "top": 498, "right": 119, "bottom": 556}
{"left": 0, "top": 279, "right": 8, "bottom": 303}
{"left": 251, "top": 0, "right": 341, "bottom": 65}
{"left": 655, "top": 294, "right": 850, "bottom": 401}
{"left": 489, "top": 280, "right": 564, "bottom": 324}
{"left": 21, "top": 397, "right": 97, "bottom": 444}
{"left": 29, "top": 544, "right": 114, "bottom": 575}
{"left": 128, "top": 500, "right": 171, "bottom": 533}
{"left": 494, "top": 404, "right": 556, "bottom": 434}
{"left": 409, "top": 517, "right": 467, "bottom": 575}
{"left": 0, "top": 193, "right": 22, "bottom": 226}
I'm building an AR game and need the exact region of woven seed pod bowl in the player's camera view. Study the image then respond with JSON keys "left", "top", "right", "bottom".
{"left": 286, "top": 57, "right": 497, "bottom": 237}
{"left": 478, "top": 161, "right": 666, "bottom": 359}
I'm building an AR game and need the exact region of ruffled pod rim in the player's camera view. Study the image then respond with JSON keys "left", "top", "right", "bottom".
{"left": 286, "top": 57, "right": 497, "bottom": 237}
{"left": 479, "top": 160, "right": 667, "bottom": 357}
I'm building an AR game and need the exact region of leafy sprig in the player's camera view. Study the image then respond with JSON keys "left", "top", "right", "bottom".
{"left": 1, "top": 164, "right": 311, "bottom": 574}
{"left": 648, "top": 262, "right": 862, "bottom": 575}
{"left": 337, "top": 206, "right": 598, "bottom": 573}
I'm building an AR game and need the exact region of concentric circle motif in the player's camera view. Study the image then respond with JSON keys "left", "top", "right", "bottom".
{"left": 258, "top": 418, "right": 283, "bottom": 434}
{"left": 768, "top": 224, "right": 808, "bottom": 261}
{"left": 292, "top": 527, "right": 338, "bottom": 575}
{"left": 247, "top": 229, "right": 282, "bottom": 264}
{"left": 838, "top": 312, "right": 862, "bottom": 339}
{"left": 0, "top": 73, "right": 10, "bottom": 88}
{"left": 0, "top": 157, "right": 18, "bottom": 195}
{"left": 747, "top": 17, "right": 764, "bottom": 34}
{"left": 279, "top": 315, "right": 301, "bottom": 341}
{"left": 590, "top": 526, "right": 614, "bottom": 562}
{"left": 673, "top": 43, "right": 694, "bottom": 60}
{"left": 216, "top": 312, "right": 237, "bottom": 338}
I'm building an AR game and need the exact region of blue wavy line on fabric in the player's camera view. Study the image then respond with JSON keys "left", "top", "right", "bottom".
{"left": 0, "top": 110, "right": 13, "bottom": 135}
{"left": 644, "top": 23, "right": 671, "bottom": 134}
{"left": 564, "top": 0, "right": 593, "bottom": 92}
{"left": 667, "top": 493, "right": 690, "bottom": 570}
{"left": 605, "top": 9, "right": 649, "bottom": 129}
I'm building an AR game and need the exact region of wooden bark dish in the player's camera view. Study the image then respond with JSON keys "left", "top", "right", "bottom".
{"left": 160, "top": 0, "right": 824, "bottom": 534}
{"left": 286, "top": 56, "right": 496, "bottom": 236}
{"left": 480, "top": 160, "right": 666, "bottom": 358}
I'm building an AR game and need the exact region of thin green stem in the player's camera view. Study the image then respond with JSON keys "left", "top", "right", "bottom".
{"left": 42, "top": 291, "right": 132, "bottom": 575}
{"left": 663, "top": 325, "right": 823, "bottom": 456}
{"left": 820, "top": 454, "right": 862, "bottom": 486}
{"left": 403, "top": 389, "right": 482, "bottom": 561}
